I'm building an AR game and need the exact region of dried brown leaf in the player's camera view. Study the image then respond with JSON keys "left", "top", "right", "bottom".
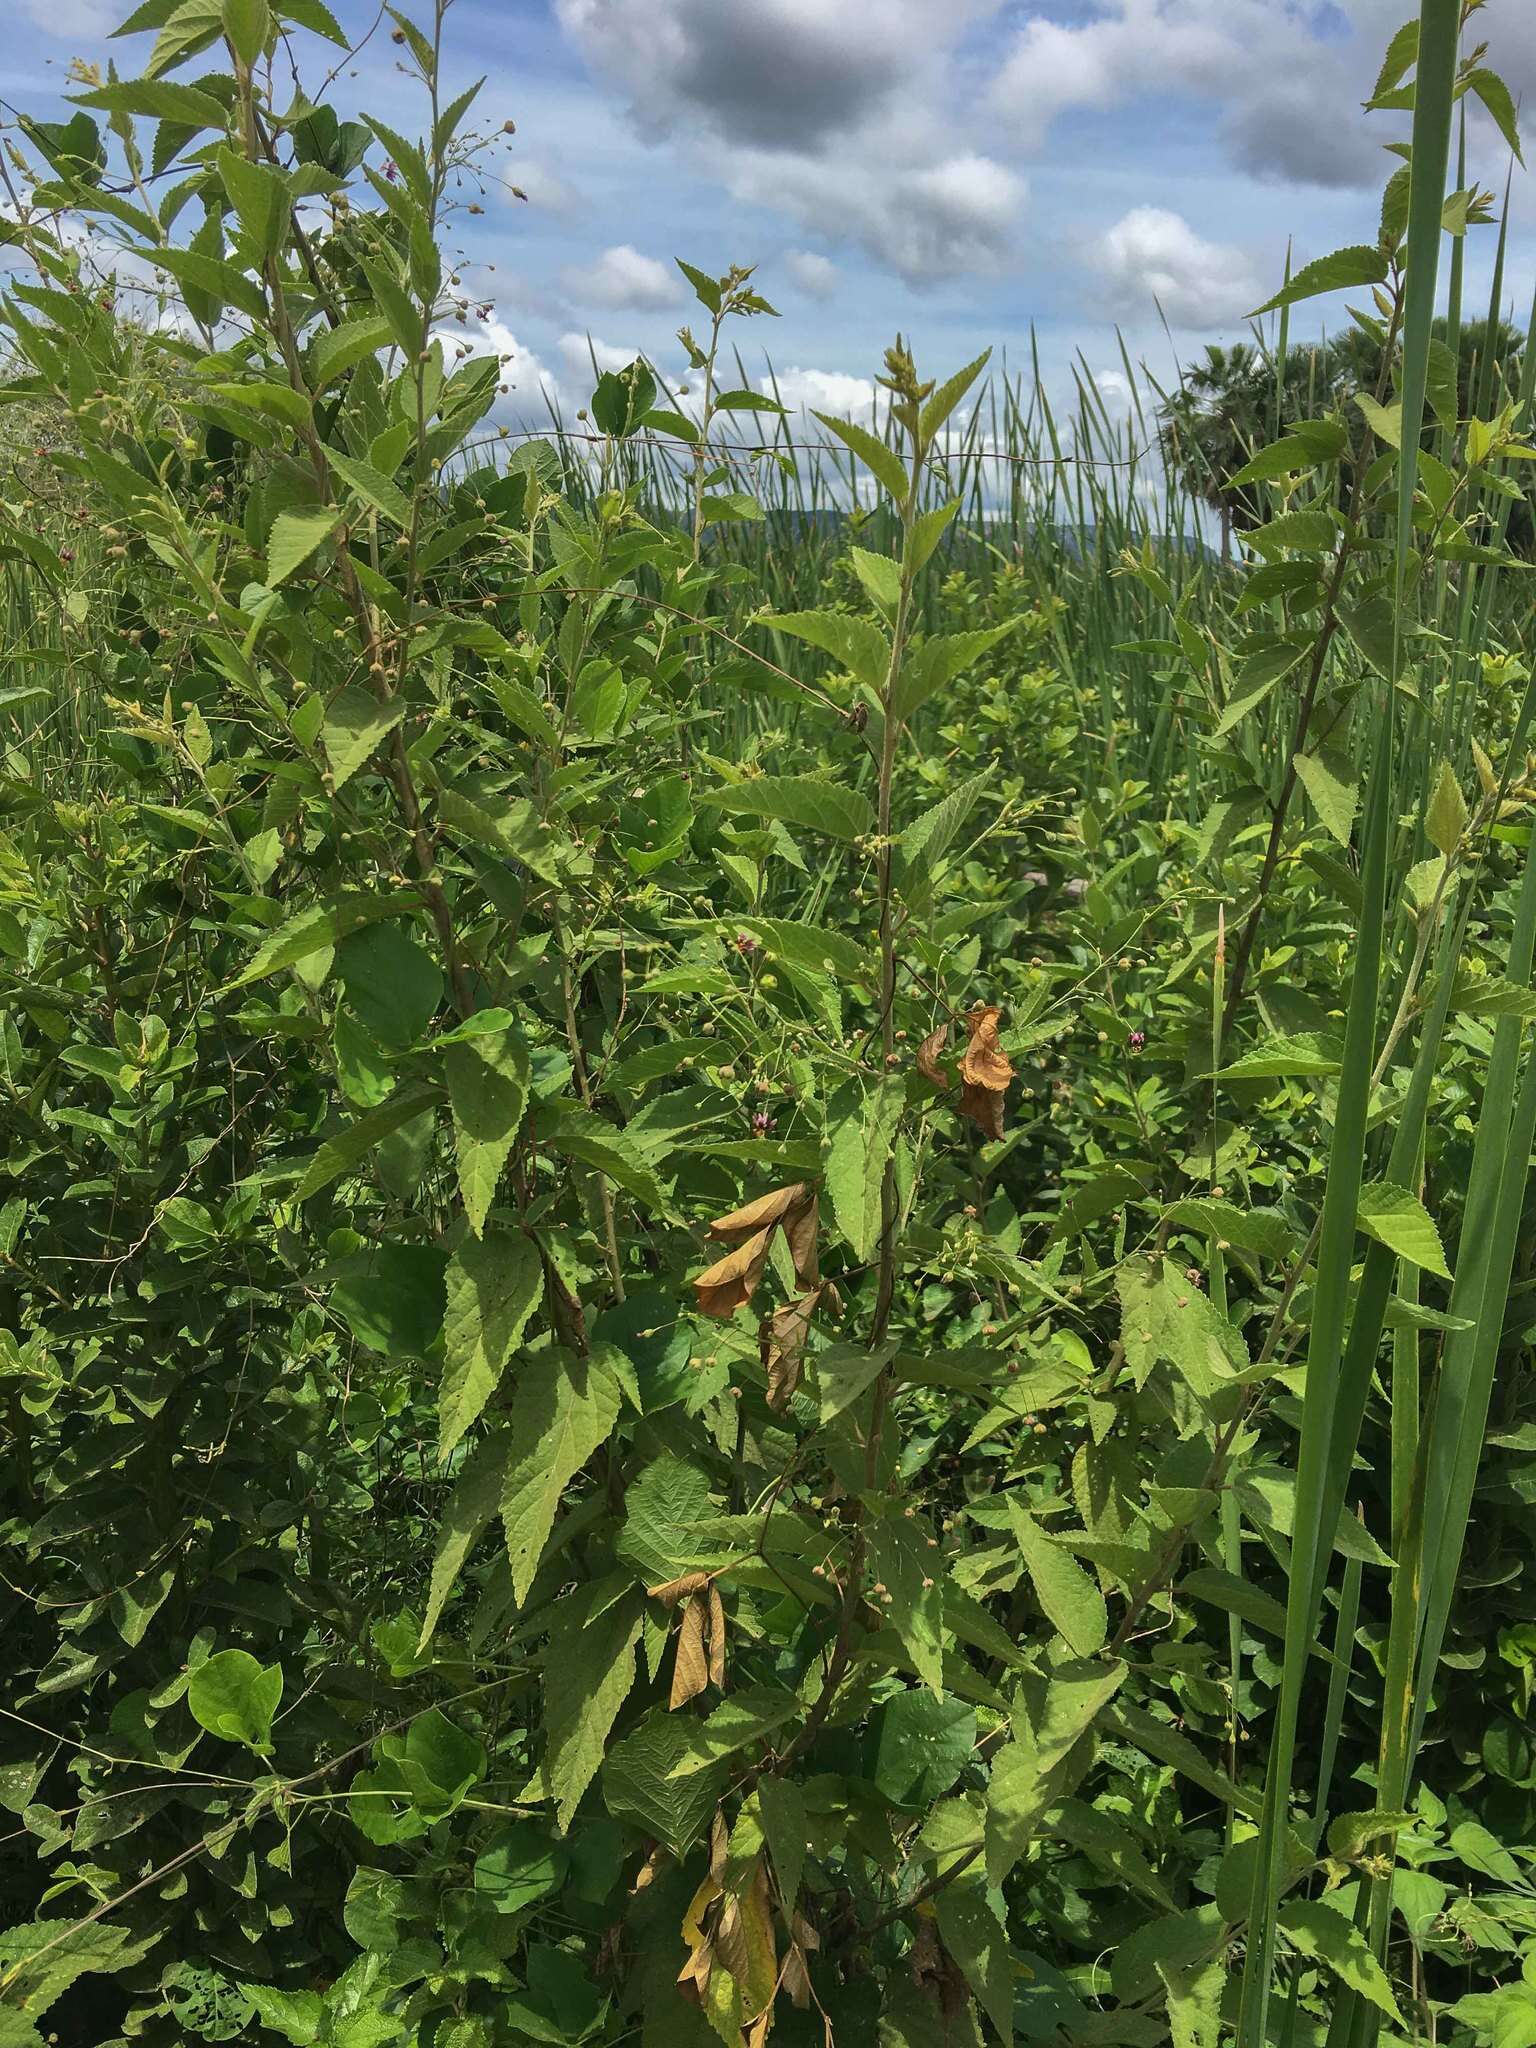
{"left": 961, "top": 1004, "right": 1013, "bottom": 1092}
{"left": 959, "top": 1078, "right": 1006, "bottom": 1140}
{"left": 761, "top": 1287, "right": 822, "bottom": 1411}
{"left": 670, "top": 1589, "right": 710, "bottom": 1709}
{"left": 958, "top": 1003, "right": 1012, "bottom": 1139}
{"left": 782, "top": 1187, "right": 820, "bottom": 1287}
{"left": 782, "top": 1943, "right": 813, "bottom": 2009}
{"left": 706, "top": 1182, "right": 812, "bottom": 1243}
{"left": 648, "top": 1569, "right": 711, "bottom": 1607}
{"left": 707, "top": 1581, "right": 727, "bottom": 1690}
{"left": 917, "top": 1021, "right": 951, "bottom": 1087}
{"left": 692, "top": 1223, "right": 774, "bottom": 1319}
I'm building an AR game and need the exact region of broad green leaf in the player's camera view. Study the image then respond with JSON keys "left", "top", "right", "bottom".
{"left": 440, "top": 1229, "right": 544, "bottom": 1459}
{"left": 1356, "top": 1180, "right": 1451, "bottom": 1278}
{"left": 696, "top": 773, "right": 874, "bottom": 842}
{"left": 217, "top": 144, "right": 287, "bottom": 261}
{"left": 321, "top": 685, "right": 405, "bottom": 791}
{"left": 934, "top": 1876, "right": 1013, "bottom": 2047}
{"left": 894, "top": 622, "right": 1020, "bottom": 721}
{"left": 473, "top": 1822, "right": 563, "bottom": 1912}
{"left": 812, "top": 409, "right": 910, "bottom": 503}
{"left": 1293, "top": 746, "right": 1358, "bottom": 848}
{"left": 538, "top": 1577, "right": 642, "bottom": 1830}
{"left": 187, "top": 1648, "right": 282, "bottom": 1753}
{"left": 266, "top": 507, "right": 342, "bottom": 587}
{"left": 1211, "top": 1033, "right": 1342, "bottom": 1080}
{"left": 603, "top": 1710, "right": 724, "bottom": 1858}
{"left": 297, "top": 1083, "right": 439, "bottom": 1200}
{"left": 418, "top": 1428, "right": 507, "bottom": 1647}
{"left": 446, "top": 1029, "right": 530, "bottom": 1236}
{"left": 307, "top": 313, "right": 392, "bottom": 388}
{"left": 825, "top": 1075, "right": 904, "bottom": 1261}
{"left": 1245, "top": 508, "right": 1338, "bottom": 557}
{"left": 243, "top": 1987, "right": 325, "bottom": 2046}
{"left": 617, "top": 1454, "right": 713, "bottom": 1588}
{"left": 867, "top": 1515, "right": 946, "bottom": 1695}
{"left": 1161, "top": 1200, "right": 1295, "bottom": 1262}
{"left": 869, "top": 1690, "right": 975, "bottom": 1807}
{"left": 1006, "top": 1498, "right": 1107, "bottom": 1656}
{"left": 1104, "top": 1700, "right": 1261, "bottom": 1818}
{"left": 535, "top": 1100, "right": 669, "bottom": 1213}
{"left": 817, "top": 1338, "right": 900, "bottom": 1424}
{"left": 325, "top": 444, "right": 413, "bottom": 530}
{"left": 850, "top": 546, "right": 901, "bottom": 613}
{"left": 1278, "top": 1899, "right": 1402, "bottom": 2023}
{"left": 670, "top": 1687, "right": 801, "bottom": 1777}
{"left": 920, "top": 349, "right": 990, "bottom": 439}
{"left": 1426, "top": 758, "right": 1469, "bottom": 855}
{"left": 1251, "top": 243, "right": 1389, "bottom": 315}
{"left": 502, "top": 1350, "right": 622, "bottom": 1604}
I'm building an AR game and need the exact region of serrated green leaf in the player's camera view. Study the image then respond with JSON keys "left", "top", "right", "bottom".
{"left": 696, "top": 773, "right": 875, "bottom": 842}
{"left": 440, "top": 1230, "right": 543, "bottom": 1460}
{"left": 1356, "top": 1180, "right": 1452, "bottom": 1278}
{"left": 321, "top": 685, "right": 405, "bottom": 791}
{"left": 502, "top": 1350, "right": 622, "bottom": 1604}
{"left": 539, "top": 1577, "right": 642, "bottom": 1831}
{"left": 446, "top": 1029, "right": 529, "bottom": 1236}
{"left": 266, "top": 507, "right": 341, "bottom": 587}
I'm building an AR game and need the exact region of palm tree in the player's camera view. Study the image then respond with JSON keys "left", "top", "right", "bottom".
{"left": 1159, "top": 322, "right": 1529, "bottom": 561}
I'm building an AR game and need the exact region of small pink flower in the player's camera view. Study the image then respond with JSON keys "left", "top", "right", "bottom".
{"left": 734, "top": 932, "right": 758, "bottom": 955}
{"left": 1127, "top": 1029, "right": 1146, "bottom": 1052}
{"left": 751, "top": 1110, "right": 775, "bottom": 1136}
{"left": 384, "top": 159, "right": 398, "bottom": 182}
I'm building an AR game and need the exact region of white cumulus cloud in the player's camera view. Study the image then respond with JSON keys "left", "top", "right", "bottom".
{"left": 732, "top": 149, "right": 1024, "bottom": 284}
{"left": 562, "top": 243, "right": 679, "bottom": 311}
{"left": 784, "top": 250, "right": 839, "bottom": 300}
{"left": 1091, "top": 207, "right": 1258, "bottom": 328}
{"left": 760, "top": 366, "right": 880, "bottom": 420}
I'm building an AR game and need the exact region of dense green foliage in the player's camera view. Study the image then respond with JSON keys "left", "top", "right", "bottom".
{"left": 3, "top": 4, "right": 1536, "bottom": 2047}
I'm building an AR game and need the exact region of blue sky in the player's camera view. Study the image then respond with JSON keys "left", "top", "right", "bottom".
{"left": 8, "top": 0, "right": 1536, "bottom": 427}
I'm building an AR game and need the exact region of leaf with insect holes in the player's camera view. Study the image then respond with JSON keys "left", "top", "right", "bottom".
{"left": 1356, "top": 1181, "right": 1451, "bottom": 1279}
{"left": 439, "top": 1230, "right": 543, "bottom": 1459}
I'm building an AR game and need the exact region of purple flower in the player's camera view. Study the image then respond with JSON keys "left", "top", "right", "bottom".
{"left": 384, "top": 159, "right": 398, "bottom": 182}
{"left": 734, "top": 932, "right": 758, "bottom": 955}
{"left": 751, "top": 1110, "right": 775, "bottom": 1136}
{"left": 1127, "top": 1029, "right": 1146, "bottom": 1053}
